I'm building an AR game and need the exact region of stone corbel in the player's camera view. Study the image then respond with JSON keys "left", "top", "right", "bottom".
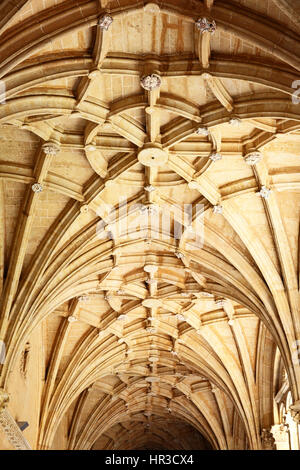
{"left": 0, "top": 389, "right": 31, "bottom": 450}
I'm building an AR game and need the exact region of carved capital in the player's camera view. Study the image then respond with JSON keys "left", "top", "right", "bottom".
{"left": 261, "top": 428, "right": 276, "bottom": 450}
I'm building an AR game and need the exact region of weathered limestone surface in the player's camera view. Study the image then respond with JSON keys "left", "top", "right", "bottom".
{"left": 0, "top": 0, "right": 299, "bottom": 451}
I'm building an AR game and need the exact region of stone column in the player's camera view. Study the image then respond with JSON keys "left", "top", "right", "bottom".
{"left": 0, "top": 389, "right": 31, "bottom": 450}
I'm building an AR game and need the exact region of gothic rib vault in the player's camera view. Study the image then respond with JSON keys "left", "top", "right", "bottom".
{"left": 0, "top": 0, "right": 300, "bottom": 451}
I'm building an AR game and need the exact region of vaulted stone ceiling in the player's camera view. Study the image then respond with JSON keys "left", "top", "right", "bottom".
{"left": 0, "top": 0, "right": 300, "bottom": 451}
